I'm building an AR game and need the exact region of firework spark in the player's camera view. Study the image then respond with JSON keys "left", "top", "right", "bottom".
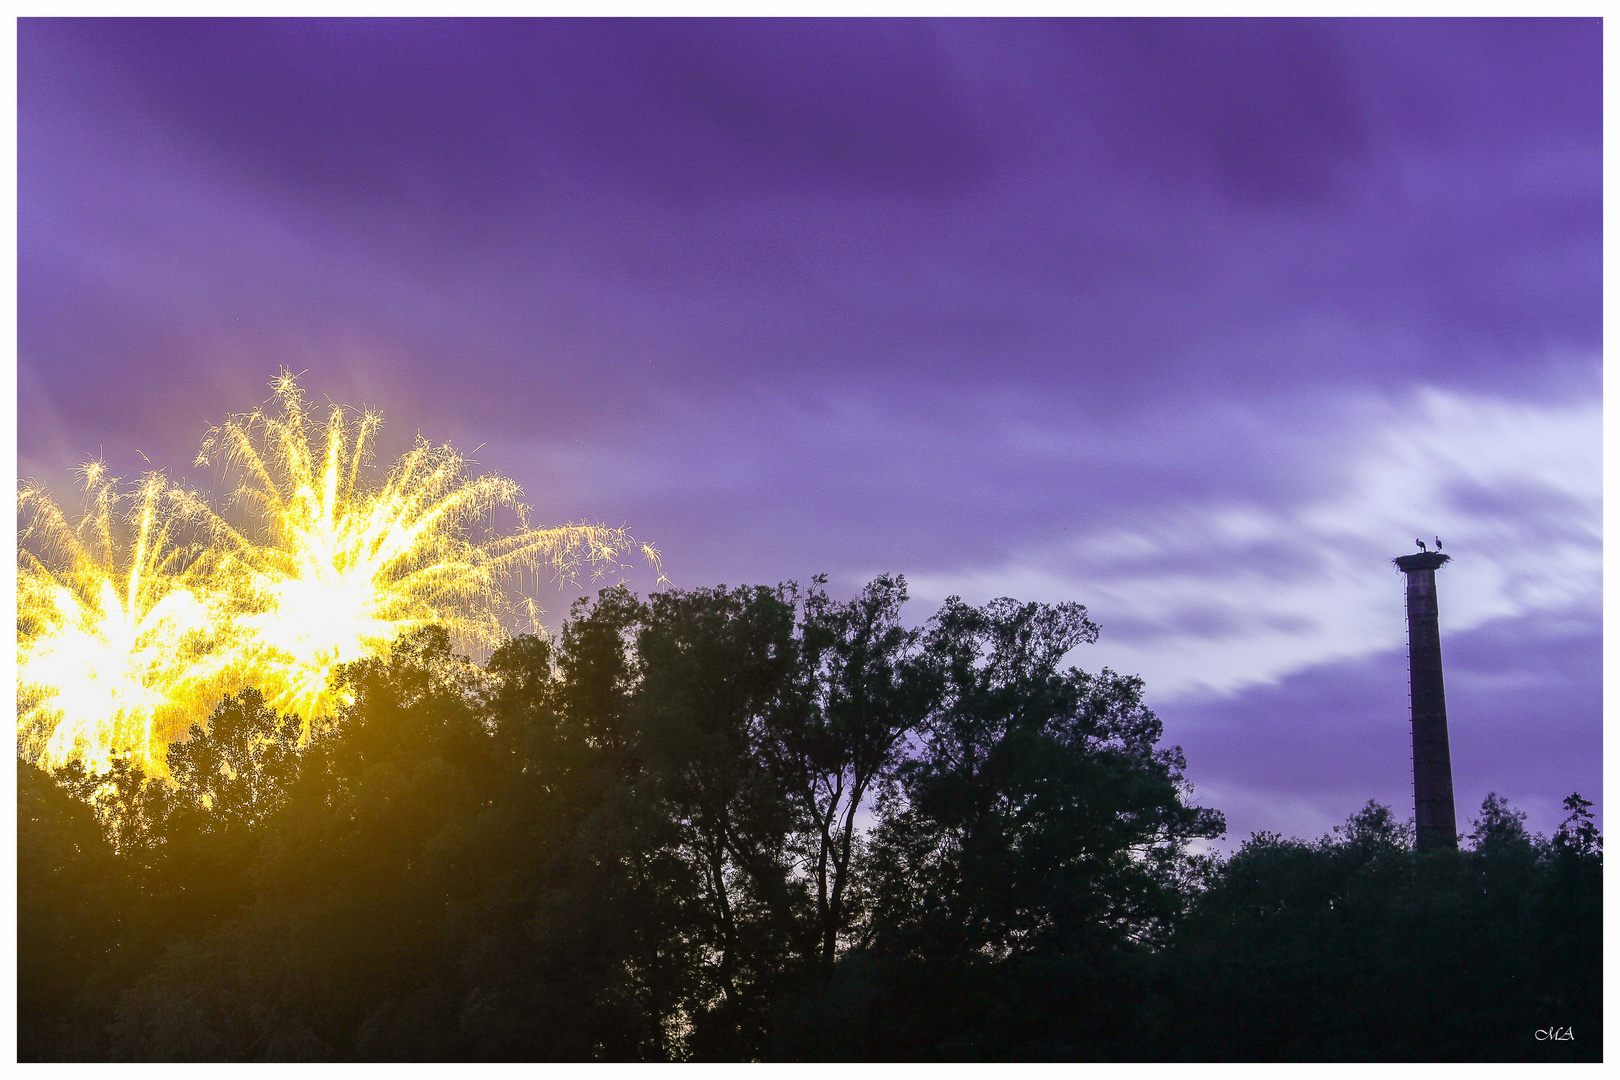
{"left": 17, "top": 372, "right": 662, "bottom": 770}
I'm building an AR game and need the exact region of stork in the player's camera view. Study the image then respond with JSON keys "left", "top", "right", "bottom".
{"left": 1415, "top": 538, "right": 1427, "bottom": 552}
{"left": 1435, "top": 537, "right": 1443, "bottom": 551}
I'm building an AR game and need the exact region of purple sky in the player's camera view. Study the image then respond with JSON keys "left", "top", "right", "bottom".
{"left": 19, "top": 18, "right": 1601, "bottom": 845}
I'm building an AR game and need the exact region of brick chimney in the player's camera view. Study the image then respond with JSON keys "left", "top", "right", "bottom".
{"left": 1393, "top": 549, "right": 1458, "bottom": 852}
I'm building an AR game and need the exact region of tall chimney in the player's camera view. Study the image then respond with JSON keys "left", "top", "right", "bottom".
{"left": 1394, "top": 549, "right": 1458, "bottom": 851}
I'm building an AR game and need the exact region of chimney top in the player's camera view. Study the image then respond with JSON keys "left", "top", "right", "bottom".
{"left": 1394, "top": 551, "right": 1450, "bottom": 573}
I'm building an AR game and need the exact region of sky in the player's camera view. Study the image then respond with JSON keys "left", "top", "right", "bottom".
{"left": 18, "top": 18, "right": 1602, "bottom": 845}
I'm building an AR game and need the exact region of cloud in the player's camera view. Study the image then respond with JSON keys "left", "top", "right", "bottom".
{"left": 908, "top": 383, "right": 1600, "bottom": 700}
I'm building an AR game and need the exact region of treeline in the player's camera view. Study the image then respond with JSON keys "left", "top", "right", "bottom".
{"left": 18, "top": 578, "right": 1601, "bottom": 1061}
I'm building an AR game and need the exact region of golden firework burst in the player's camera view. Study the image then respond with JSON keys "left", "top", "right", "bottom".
{"left": 192, "top": 372, "right": 662, "bottom": 727}
{"left": 17, "top": 465, "right": 239, "bottom": 773}
{"left": 17, "top": 372, "right": 662, "bottom": 770}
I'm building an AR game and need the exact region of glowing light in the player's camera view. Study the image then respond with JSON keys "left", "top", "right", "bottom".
{"left": 17, "top": 467, "right": 236, "bottom": 773}
{"left": 17, "top": 372, "right": 661, "bottom": 771}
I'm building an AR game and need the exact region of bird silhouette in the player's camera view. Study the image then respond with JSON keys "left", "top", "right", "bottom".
{"left": 1435, "top": 537, "right": 1442, "bottom": 551}
{"left": 1415, "top": 539, "right": 1427, "bottom": 552}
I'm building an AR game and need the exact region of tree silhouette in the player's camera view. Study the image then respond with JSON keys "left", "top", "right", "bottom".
{"left": 16, "top": 579, "right": 1601, "bottom": 1063}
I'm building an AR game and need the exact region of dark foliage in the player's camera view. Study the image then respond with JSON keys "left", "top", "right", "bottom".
{"left": 1156, "top": 797, "right": 1602, "bottom": 1061}
{"left": 17, "top": 580, "right": 1600, "bottom": 1062}
{"left": 18, "top": 759, "right": 125, "bottom": 1061}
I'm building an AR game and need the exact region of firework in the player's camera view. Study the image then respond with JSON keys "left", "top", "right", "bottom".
{"left": 17, "top": 372, "right": 662, "bottom": 770}
{"left": 192, "top": 372, "right": 661, "bottom": 728}
{"left": 17, "top": 465, "right": 240, "bottom": 773}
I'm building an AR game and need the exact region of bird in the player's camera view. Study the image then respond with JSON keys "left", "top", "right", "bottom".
{"left": 1415, "top": 539, "right": 1427, "bottom": 551}
{"left": 1435, "top": 537, "right": 1443, "bottom": 551}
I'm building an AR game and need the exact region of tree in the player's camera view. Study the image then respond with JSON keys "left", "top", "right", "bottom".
{"left": 861, "top": 595, "right": 1224, "bottom": 961}
{"left": 487, "top": 596, "right": 709, "bottom": 1061}
{"left": 18, "top": 760, "right": 127, "bottom": 1060}
{"left": 1163, "top": 794, "right": 1602, "bottom": 1062}
{"left": 153, "top": 690, "right": 307, "bottom": 936}
{"left": 766, "top": 573, "right": 941, "bottom": 978}
{"left": 628, "top": 583, "right": 811, "bottom": 1056}
{"left": 768, "top": 593, "right": 1223, "bottom": 1061}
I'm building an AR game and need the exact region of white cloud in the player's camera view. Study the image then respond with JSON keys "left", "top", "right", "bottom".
{"left": 909, "top": 386, "right": 1601, "bottom": 701}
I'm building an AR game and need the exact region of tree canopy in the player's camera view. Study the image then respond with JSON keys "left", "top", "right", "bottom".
{"left": 18, "top": 578, "right": 1600, "bottom": 1062}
